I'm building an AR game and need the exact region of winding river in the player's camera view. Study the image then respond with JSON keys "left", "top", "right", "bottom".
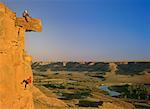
{"left": 99, "top": 85, "right": 121, "bottom": 96}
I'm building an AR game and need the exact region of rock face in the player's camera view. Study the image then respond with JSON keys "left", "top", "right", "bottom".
{"left": 16, "top": 18, "right": 42, "bottom": 32}
{"left": 0, "top": 3, "right": 42, "bottom": 109}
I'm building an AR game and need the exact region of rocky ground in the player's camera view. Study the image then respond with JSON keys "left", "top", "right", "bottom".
{"left": 33, "top": 63, "right": 150, "bottom": 109}
{"left": 32, "top": 70, "right": 150, "bottom": 109}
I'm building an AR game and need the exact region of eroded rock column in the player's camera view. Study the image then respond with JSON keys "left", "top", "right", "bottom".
{"left": 0, "top": 3, "right": 42, "bottom": 109}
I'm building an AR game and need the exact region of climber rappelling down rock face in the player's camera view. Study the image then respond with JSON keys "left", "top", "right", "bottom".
{"left": 21, "top": 76, "right": 32, "bottom": 90}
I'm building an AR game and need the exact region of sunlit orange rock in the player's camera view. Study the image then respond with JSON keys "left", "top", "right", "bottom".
{"left": 16, "top": 18, "right": 42, "bottom": 32}
{"left": 0, "top": 3, "right": 42, "bottom": 109}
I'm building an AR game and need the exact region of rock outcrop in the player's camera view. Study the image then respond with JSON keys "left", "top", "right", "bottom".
{"left": 0, "top": 3, "right": 42, "bottom": 109}
{"left": 16, "top": 18, "right": 42, "bottom": 32}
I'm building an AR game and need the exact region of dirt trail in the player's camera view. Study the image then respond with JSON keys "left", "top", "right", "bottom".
{"left": 104, "top": 63, "right": 118, "bottom": 79}
{"left": 109, "top": 63, "right": 118, "bottom": 74}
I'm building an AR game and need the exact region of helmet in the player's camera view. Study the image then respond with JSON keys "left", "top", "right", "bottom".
{"left": 24, "top": 10, "right": 28, "bottom": 13}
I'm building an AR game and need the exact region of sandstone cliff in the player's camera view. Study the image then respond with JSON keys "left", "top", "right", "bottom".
{"left": 0, "top": 3, "right": 42, "bottom": 109}
{"left": 0, "top": 3, "right": 67, "bottom": 109}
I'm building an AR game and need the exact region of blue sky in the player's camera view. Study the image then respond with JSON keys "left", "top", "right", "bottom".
{"left": 4, "top": 0, "right": 150, "bottom": 61}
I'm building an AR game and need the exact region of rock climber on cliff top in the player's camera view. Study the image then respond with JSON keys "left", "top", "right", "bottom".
{"left": 22, "top": 10, "right": 31, "bottom": 22}
{"left": 21, "top": 76, "right": 32, "bottom": 89}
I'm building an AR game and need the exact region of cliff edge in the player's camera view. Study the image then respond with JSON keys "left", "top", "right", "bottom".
{"left": 0, "top": 3, "right": 67, "bottom": 109}
{"left": 0, "top": 3, "right": 42, "bottom": 109}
